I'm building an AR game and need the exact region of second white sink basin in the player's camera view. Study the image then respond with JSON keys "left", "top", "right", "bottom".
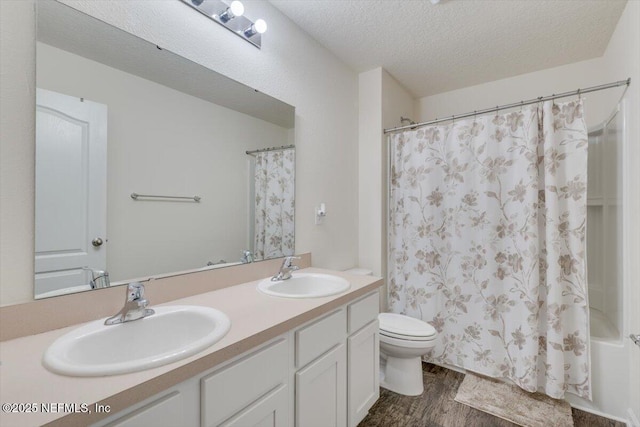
{"left": 258, "top": 273, "right": 350, "bottom": 298}
{"left": 43, "top": 305, "right": 231, "bottom": 377}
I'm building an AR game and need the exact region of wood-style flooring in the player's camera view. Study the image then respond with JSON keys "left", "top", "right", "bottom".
{"left": 359, "top": 363, "right": 625, "bottom": 427}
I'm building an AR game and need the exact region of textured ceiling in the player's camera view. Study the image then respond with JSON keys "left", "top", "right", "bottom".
{"left": 269, "top": 0, "right": 627, "bottom": 98}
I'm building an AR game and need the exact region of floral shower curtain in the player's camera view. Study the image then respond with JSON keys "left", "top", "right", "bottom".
{"left": 388, "top": 100, "right": 590, "bottom": 399}
{"left": 253, "top": 148, "right": 295, "bottom": 260}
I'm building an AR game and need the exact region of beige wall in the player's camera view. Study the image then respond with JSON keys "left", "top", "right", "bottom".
{"left": 0, "top": 0, "right": 359, "bottom": 305}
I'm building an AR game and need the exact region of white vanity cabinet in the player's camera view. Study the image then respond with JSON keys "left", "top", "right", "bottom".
{"left": 346, "top": 292, "right": 380, "bottom": 427}
{"left": 93, "top": 377, "right": 200, "bottom": 427}
{"left": 296, "top": 343, "right": 347, "bottom": 427}
{"left": 91, "top": 290, "right": 380, "bottom": 427}
{"left": 294, "top": 309, "right": 348, "bottom": 427}
{"left": 291, "top": 291, "right": 380, "bottom": 427}
{"left": 201, "top": 337, "right": 290, "bottom": 427}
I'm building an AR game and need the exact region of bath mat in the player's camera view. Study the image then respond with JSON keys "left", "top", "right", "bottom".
{"left": 454, "top": 373, "right": 573, "bottom": 427}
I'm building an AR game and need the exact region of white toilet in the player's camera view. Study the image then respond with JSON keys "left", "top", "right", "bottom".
{"left": 378, "top": 312, "right": 436, "bottom": 396}
{"left": 344, "top": 268, "right": 438, "bottom": 396}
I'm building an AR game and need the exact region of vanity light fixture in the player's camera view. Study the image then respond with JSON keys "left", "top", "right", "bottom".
{"left": 180, "top": 0, "right": 267, "bottom": 49}
{"left": 244, "top": 19, "right": 267, "bottom": 38}
{"left": 218, "top": 0, "right": 244, "bottom": 23}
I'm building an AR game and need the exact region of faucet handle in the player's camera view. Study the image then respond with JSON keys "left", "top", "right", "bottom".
{"left": 82, "top": 267, "right": 110, "bottom": 289}
{"left": 282, "top": 256, "right": 301, "bottom": 267}
{"left": 126, "top": 282, "right": 145, "bottom": 302}
{"left": 241, "top": 250, "right": 254, "bottom": 264}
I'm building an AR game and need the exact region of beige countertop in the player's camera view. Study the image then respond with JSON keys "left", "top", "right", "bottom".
{"left": 0, "top": 268, "right": 382, "bottom": 427}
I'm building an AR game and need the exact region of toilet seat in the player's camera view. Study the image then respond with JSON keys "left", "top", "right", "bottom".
{"left": 380, "top": 329, "right": 436, "bottom": 341}
{"left": 378, "top": 313, "right": 436, "bottom": 340}
{"left": 379, "top": 332, "right": 436, "bottom": 349}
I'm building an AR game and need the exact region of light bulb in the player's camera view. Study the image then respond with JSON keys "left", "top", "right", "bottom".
{"left": 229, "top": 1, "right": 244, "bottom": 17}
{"left": 254, "top": 19, "right": 267, "bottom": 34}
{"left": 244, "top": 19, "right": 267, "bottom": 37}
{"left": 219, "top": 1, "right": 244, "bottom": 22}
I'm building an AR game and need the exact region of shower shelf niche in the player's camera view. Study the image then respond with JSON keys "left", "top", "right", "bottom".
{"left": 586, "top": 107, "right": 623, "bottom": 343}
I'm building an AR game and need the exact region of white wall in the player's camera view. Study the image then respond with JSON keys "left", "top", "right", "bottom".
{"left": 358, "top": 67, "right": 413, "bottom": 310}
{"left": 0, "top": 0, "right": 359, "bottom": 305}
{"left": 0, "top": 0, "right": 36, "bottom": 306}
{"left": 415, "top": 57, "right": 616, "bottom": 129}
{"left": 358, "top": 68, "right": 382, "bottom": 277}
{"left": 37, "top": 43, "right": 287, "bottom": 282}
{"left": 415, "top": 3, "right": 639, "bottom": 422}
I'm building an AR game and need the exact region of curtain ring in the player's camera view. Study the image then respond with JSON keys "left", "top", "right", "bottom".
{"left": 577, "top": 88, "right": 582, "bottom": 100}
{"left": 452, "top": 114, "right": 455, "bottom": 124}
{"left": 473, "top": 110, "right": 477, "bottom": 123}
{"left": 520, "top": 101, "right": 524, "bottom": 112}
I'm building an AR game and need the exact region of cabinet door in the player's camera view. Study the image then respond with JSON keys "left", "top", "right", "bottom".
{"left": 347, "top": 320, "right": 379, "bottom": 427}
{"left": 201, "top": 338, "right": 288, "bottom": 427}
{"left": 221, "top": 385, "right": 289, "bottom": 427}
{"left": 295, "top": 344, "right": 347, "bottom": 427}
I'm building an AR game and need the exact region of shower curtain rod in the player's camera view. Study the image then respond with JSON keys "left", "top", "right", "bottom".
{"left": 246, "top": 144, "right": 295, "bottom": 156}
{"left": 383, "top": 78, "right": 631, "bottom": 134}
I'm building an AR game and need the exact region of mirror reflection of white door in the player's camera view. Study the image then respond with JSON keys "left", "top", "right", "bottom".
{"left": 35, "top": 88, "right": 107, "bottom": 296}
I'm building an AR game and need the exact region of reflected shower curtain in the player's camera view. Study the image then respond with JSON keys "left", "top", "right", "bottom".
{"left": 388, "top": 100, "right": 591, "bottom": 399}
{"left": 253, "top": 149, "right": 295, "bottom": 260}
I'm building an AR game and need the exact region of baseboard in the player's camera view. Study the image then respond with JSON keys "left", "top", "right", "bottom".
{"left": 568, "top": 401, "right": 630, "bottom": 426}
{"left": 628, "top": 408, "right": 640, "bottom": 427}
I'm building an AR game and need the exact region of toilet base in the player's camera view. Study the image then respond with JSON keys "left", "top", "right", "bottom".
{"left": 379, "top": 355, "right": 424, "bottom": 396}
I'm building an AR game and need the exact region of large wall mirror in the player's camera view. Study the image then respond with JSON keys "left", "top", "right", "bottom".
{"left": 34, "top": 1, "right": 295, "bottom": 299}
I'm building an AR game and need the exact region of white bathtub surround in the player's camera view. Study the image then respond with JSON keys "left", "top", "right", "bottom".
{"left": 253, "top": 148, "right": 296, "bottom": 260}
{"left": 388, "top": 100, "right": 590, "bottom": 399}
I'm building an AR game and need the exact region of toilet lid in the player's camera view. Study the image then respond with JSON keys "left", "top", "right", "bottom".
{"left": 378, "top": 313, "right": 436, "bottom": 339}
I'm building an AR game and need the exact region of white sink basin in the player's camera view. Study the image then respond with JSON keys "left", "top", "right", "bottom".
{"left": 43, "top": 305, "right": 231, "bottom": 377}
{"left": 258, "top": 273, "right": 350, "bottom": 298}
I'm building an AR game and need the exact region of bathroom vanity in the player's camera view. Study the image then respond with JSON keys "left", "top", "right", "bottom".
{"left": 0, "top": 266, "right": 382, "bottom": 427}
{"left": 93, "top": 291, "right": 379, "bottom": 427}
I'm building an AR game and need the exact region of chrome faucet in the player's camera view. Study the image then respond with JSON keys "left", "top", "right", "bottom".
{"left": 83, "top": 267, "right": 110, "bottom": 289}
{"left": 271, "top": 256, "right": 301, "bottom": 281}
{"left": 241, "top": 250, "right": 254, "bottom": 264}
{"left": 105, "top": 282, "right": 155, "bottom": 325}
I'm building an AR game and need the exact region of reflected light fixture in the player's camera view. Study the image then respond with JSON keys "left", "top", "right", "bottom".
{"left": 180, "top": 0, "right": 267, "bottom": 49}
{"left": 219, "top": 0, "right": 244, "bottom": 23}
{"left": 244, "top": 19, "right": 267, "bottom": 37}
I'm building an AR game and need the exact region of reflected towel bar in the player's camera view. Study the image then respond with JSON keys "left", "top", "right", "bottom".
{"left": 130, "top": 193, "right": 201, "bottom": 202}
{"left": 246, "top": 144, "right": 295, "bottom": 156}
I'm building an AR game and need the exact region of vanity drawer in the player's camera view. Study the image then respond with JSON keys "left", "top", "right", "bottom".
{"left": 201, "top": 338, "right": 288, "bottom": 427}
{"left": 347, "top": 291, "right": 379, "bottom": 334}
{"left": 296, "top": 309, "right": 346, "bottom": 368}
{"left": 103, "top": 391, "right": 184, "bottom": 427}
